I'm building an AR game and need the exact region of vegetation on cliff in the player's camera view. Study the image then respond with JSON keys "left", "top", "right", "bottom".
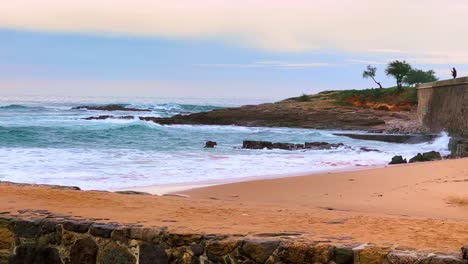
{"left": 362, "top": 60, "right": 438, "bottom": 90}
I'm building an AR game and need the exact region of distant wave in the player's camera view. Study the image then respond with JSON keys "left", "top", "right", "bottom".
{"left": 0, "top": 104, "right": 47, "bottom": 111}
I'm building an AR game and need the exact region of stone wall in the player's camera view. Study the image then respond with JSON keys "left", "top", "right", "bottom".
{"left": 417, "top": 77, "right": 468, "bottom": 137}
{"left": 1, "top": 215, "right": 467, "bottom": 264}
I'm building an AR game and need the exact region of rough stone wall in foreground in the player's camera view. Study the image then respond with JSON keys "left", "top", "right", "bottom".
{"left": 1, "top": 216, "right": 467, "bottom": 264}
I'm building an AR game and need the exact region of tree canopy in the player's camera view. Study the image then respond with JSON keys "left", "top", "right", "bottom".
{"left": 385, "top": 60, "right": 412, "bottom": 90}
{"left": 362, "top": 65, "right": 383, "bottom": 88}
{"left": 403, "top": 69, "right": 438, "bottom": 86}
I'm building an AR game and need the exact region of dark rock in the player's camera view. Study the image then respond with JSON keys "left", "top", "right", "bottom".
{"left": 70, "top": 238, "right": 98, "bottom": 264}
{"left": 243, "top": 141, "right": 274, "bottom": 150}
{"left": 205, "top": 239, "right": 238, "bottom": 262}
{"left": 110, "top": 228, "right": 129, "bottom": 243}
{"left": 272, "top": 142, "right": 305, "bottom": 150}
{"left": 333, "top": 247, "right": 354, "bottom": 264}
{"left": 205, "top": 141, "right": 217, "bottom": 148}
{"left": 9, "top": 245, "right": 62, "bottom": 264}
{"left": 242, "top": 140, "right": 345, "bottom": 151}
{"left": 114, "top": 191, "right": 151, "bottom": 196}
{"left": 73, "top": 105, "right": 150, "bottom": 112}
{"left": 449, "top": 137, "right": 468, "bottom": 158}
{"left": 409, "top": 151, "right": 442, "bottom": 163}
{"left": 14, "top": 220, "right": 40, "bottom": 238}
{"left": 389, "top": 155, "right": 407, "bottom": 165}
{"left": 241, "top": 239, "right": 280, "bottom": 263}
{"left": 163, "top": 233, "right": 202, "bottom": 247}
{"left": 83, "top": 115, "right": 135, "bottom": 121}
{"left": 190, "top": 243, "right": 204, "bottom": 256}
{"left": 139, "top": 243, "right": 168, "bottom": 264}
{"left": 89, "top": 224, "right": 116, "bottom": 238}
{"left": 276, "top": 243, "right": 314, "bottom": 264}
{"left": 462, "top": 246, "right": 468, "bottom": 260}
{"left": 63, "top": 221, "right": 92, "bottom": 233}
{"left": 304, "top": 142, "right": 345, "bottom": 150}
{"left": 359, "top": 147, "right": 380, "bottom": 152}
{"left": 334, "top": 133, "right": 437, "bottom": 144}
{"left": 100, "top": 245, "right": 136, "bottom": 264}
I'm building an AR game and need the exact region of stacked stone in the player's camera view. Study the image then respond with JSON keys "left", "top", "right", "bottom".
{"left": 1, "top": 216, "right": 467, "bottom": 264}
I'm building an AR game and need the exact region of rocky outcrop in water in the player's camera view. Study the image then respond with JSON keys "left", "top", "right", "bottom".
{"left": 205, "top": 141, "right": 217, "bottom": 148}
{"left": 73, "top": 105, "right": 151, "bottom": 112}
{"left": 389, "top": 156, "right": 407, "bottom": 165}
{"left": 409, "top": 151, "right": 442, "bottom": 163}
{"left": 80, "top": 91, "right": 425, "bottom": 133}
{"left": 83, "top": 115, "right": 135, "bottom": 120}
{"left": 334, "top": 133, "right": 437, "bottom": 144}
{"left": 242, "top": 141, "right": 346, "bottom": 151}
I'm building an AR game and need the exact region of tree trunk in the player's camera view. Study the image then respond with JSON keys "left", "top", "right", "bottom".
{"left": 371, "top": 77, "right": 383, "bottom": 89}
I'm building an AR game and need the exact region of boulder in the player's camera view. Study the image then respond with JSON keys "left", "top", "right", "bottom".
{"left": 304, "top": 142, "right": 345, "bottom": 150}
{"left": 9, "top": 245, "right": 62, "bottom": 264}
{"left": 389, "top": 156, "right": 407, "bottom": 165}
{"left": 73, "top": 105, "right": 150, "bottom": 112}
{"left": 462, "top": 246, "right": 468, "bottom": 260}
{"left": 240, "top": 239, "right": 280, "bottom": 263}
{"left": 99, "top": 244, "right": 136, "bottom": 264}
{"left": 409, "top": 151, "right": 442, "bottom": 163}
{"left": 70, "top": 238, "right": 98, "bottom": 264}
{"left": 242, "top": 141, "right": 274, "bottom": 150}
{"left": 139, "top": 243, "right": 168, "bottom": 264}
{"left": 205, "top": 141, "right": 217, "bottom": 148}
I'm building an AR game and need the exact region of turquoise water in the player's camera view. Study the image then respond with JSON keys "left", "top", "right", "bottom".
{"left": 0, "top": 96, "right": 450, "bottom": 190}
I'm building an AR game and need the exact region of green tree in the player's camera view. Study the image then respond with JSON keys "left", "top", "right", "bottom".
{"left": 362, "top": 65, "right": 383, "bottom": 89}
{"left": 385, "top": 60, "right": 412, "bottom": 90}
{"left": 403, "top": 69, "right": 438, "bottom": 86}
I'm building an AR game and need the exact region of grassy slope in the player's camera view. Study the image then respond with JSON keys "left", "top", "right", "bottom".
{"left": 287, "top": 87, "right": 417, "bottom": 111}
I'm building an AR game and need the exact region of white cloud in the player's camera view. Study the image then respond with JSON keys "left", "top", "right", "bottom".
{"left": 1, "top": 0, "right": 468, "bottom": 62}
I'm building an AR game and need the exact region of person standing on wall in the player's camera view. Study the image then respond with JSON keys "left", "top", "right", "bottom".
{"left": 451, "top": 67, "right": 457, "bottom": 79}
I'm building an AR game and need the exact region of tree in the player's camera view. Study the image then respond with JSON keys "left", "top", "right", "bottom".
{"left": 403, "top": 69, "right": 438, "bottom": 86}
{"left": 362, "top": 65, "right": 383, "bottom": 89}
{"left": 385, "top": 60, "right": 412, "bottom": 90}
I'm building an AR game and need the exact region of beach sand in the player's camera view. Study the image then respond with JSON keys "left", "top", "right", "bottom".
{"left": 0, "top": 158, "right": 467, "bottom": 252}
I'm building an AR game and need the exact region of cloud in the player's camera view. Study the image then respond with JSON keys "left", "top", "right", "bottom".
{"left": 195, "top": 61, "right": 334, "bottom": 69}
{"left": 1, "top": 0, "right": 468, "bottom": 62}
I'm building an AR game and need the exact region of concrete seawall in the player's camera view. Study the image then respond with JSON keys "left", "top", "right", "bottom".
{"left": 417, "top": 77, "right": 468, "bottom": 157}
{"left": 417, "top": 77, "right": 468, "bottom": 136}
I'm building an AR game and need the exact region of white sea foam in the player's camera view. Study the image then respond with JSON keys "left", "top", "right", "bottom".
{"left": 0, "top": 97, "right": 452, "bottom": 190}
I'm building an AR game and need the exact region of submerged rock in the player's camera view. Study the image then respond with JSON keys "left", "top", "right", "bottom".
{"left": 408, "top": 151, "right": 442, "bottom": 163}
{"left": 74, "top": 104, "right": 151, "bottom": 112}
{"left": 83, "top": 115, "right": 135, "bottom": 121}
{"left": 389, "top": 155, "right": 407, "bottom": 165}
{"left": 205, "top": 141, "right": 217, "bottom": 148}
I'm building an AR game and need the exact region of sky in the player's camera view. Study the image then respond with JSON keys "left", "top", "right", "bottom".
{"left": 1, "top": 0, "right": 467, "bottom": 100}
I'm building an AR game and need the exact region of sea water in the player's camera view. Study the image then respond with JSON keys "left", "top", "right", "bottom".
{"left": 0, "top": 95, "right": 451, "bottom": 190}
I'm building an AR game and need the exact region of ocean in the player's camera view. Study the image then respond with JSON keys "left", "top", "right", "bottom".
{"left": 0, "top": 95, "right": 451, "bottom": 190}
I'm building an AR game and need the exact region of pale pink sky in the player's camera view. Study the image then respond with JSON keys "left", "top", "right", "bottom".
{"left": 1, "top": 0, "right": 467, "bottom": 61}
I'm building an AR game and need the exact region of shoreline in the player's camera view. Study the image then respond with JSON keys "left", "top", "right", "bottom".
{"left": 112, "top": 163, "right": 386, "bottom": 195}
{"left": 0, "top": 158, "right": 467, "bottom": 254}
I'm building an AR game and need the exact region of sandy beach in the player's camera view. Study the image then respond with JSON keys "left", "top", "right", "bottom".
{"left": 1, "top": 159, "right": 467, "bottom": 253}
